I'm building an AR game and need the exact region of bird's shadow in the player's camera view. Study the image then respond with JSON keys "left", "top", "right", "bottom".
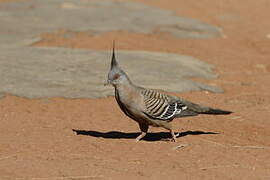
{"left": 72, "top": 129, "right": 218, "bottom": 142}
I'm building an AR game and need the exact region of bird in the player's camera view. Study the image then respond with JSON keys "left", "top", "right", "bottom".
{"left": 105, "top": 43, "right": 232, "bottom": 142}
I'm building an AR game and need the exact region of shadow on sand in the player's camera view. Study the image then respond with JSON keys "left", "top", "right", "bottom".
{"left": 72, "top": 129, "right": 218, "bottom": 141}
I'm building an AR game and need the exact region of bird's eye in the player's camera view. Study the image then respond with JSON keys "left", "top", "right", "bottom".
{"left": 113, "top": 74, "right": 120, "bottom": 80}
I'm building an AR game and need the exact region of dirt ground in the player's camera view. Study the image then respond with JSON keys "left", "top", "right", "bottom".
{"left": 1, "top": 0, "right": 270, "bottom": 179}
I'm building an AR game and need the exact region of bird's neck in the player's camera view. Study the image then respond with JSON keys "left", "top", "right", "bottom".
{"left": 114, "top": 79, "right": 138, "bottom": 101}
{"left": 115, "top": 81, "right": 135, "bottom": 93}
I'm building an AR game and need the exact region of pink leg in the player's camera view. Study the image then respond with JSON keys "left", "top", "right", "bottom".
{"left": 135, "top": 132, "right": 147, "bottom": 142}
{"left": 170, "top": 129, "right": 177, "bottom": 142}
{"left": 136, "top": 123, "right": 149, "bottom": 142}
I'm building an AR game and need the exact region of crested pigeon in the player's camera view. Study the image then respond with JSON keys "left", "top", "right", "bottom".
{"left": 105, "top": 44, "right": 232, "bottom": 142}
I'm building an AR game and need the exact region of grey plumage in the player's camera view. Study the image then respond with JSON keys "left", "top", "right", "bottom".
{"left": 106, "top": 43, "right": 232, "bottom": 142}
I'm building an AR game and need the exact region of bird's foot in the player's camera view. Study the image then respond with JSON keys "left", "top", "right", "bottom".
{"left": 135, "top": 132, "right": 146, "bottom": 142}
{"left": 169, "top": 130, "right": 177, "bottom": 142}
{"left": 170, "top": 136, "right": 177, "bottom": 142}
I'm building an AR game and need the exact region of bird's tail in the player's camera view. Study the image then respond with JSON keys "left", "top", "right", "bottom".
{"left": 200, "top": 108, "right": 232, "bottom": 115}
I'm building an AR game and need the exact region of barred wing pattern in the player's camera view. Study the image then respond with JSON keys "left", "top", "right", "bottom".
{"left": 141, "top": 89, "right": 188, "bottom": 120}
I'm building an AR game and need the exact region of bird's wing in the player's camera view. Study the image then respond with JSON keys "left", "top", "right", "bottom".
{"left": 140, "top": 88, "right": 189, "bottom": 120}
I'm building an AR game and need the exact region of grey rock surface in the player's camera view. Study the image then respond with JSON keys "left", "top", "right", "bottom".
{"left": 0, "top": 0, "right": 223, "bottom": 98}
{"left": 0, "top": 0, "right": 222, "bottom": 47}
{"left": 0, "top": 47, "right": 222, "bottom": 98}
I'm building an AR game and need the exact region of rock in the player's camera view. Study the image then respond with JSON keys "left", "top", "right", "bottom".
{"left": 0, "top": 47, "right": 222, "bottom": 98}
{"left": 0, "top": 0, "right": 222, "bottom": 47}
{"left": 0, "top": 0, "right": 223, "bottom": 98}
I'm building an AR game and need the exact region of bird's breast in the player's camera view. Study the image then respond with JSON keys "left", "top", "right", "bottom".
{"left": 114, "top": 85, "right": 146, "bottom": 122}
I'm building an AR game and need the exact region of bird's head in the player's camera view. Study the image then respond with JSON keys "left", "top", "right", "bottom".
{"left": 105, "top": 42, "right": 130, "bottom": 87}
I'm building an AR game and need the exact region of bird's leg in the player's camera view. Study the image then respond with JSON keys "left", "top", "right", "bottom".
{"left": 169, "top": 129, "right": 177, "bottom": 142}
{"left": 136, "top": 123, "right": 149, "bottom": 142}
{"left": 135, "top": 132, "right": 147, "bottom": 142}
{"left": 162, "top": 123, "right": 177, "bottom": 142}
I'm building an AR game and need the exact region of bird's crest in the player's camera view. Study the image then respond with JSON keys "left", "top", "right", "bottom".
{"left": 110, "top": 40, "right": 118, "bottom": 69}
{"left": 106, "top": 40, "right": 132, "bottom": 86}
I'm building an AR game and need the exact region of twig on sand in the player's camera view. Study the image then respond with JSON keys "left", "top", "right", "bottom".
{"left": 231, "top": 145, "right": 270, "bottom": 149}
{"left": 0, "top": 154, "right": 17, "bottom": 161}
{"left": 172, "top": 144, "right": 189, "bottom": 150}
{"left": 199, "top": 164, "right": 250, "bottom": 170}
{"left": 198, "top": 138, "right": 270, "bottom": 150}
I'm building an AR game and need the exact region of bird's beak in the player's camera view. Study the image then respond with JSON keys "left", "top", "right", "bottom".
{"left": 104, "top": 79, "right": 111, "bottom": 86}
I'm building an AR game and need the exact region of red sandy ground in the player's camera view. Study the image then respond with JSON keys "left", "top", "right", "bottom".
{"left": 1, "top": 0, "right": 270, "bottom": 179}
